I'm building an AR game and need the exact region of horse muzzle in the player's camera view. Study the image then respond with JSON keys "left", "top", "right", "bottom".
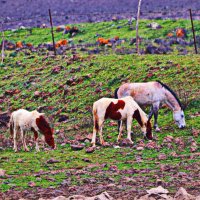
{"left": 144, "top": 135, "right": 153, "bottom": 140}
{"left": 179, "top": 125, "right": 185, "bottom": 129}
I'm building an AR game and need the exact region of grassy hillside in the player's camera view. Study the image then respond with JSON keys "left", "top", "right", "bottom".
{"left": 0, "top": 19, "right": 199, "bottom": 199}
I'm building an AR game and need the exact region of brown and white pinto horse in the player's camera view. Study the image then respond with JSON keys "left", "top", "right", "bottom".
{"left": 115, "top": 81, "right": 186, "bottom": 131}
{"left": 10, "top": 109, "right": 55, "bottom": 152}
{"left": 91, "top": 96, "right": 152, "bottom": 147}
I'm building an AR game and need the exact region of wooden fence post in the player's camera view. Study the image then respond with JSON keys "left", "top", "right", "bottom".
{"left": 189, "top": 9, "right": 198, "bottom": 54}
{"left": 48, "top": 9, "right": 56, "bottom": 56}
{"left": 136, "top": 0, "right": 142, "bottom": 55}
{"left": 1, "top": 24, "right": 5, "bottom": 64}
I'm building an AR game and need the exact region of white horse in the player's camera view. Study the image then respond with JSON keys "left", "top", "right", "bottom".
{"left": 10, "top": 109, "right": 55, "bottom": 152}
{"left": 115, "top": 81, "right": 186, "bottom": 131}
{"left": 92, "top": 96, "right": 152, "bottom": 147}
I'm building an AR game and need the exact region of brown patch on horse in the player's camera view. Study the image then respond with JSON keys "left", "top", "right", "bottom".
{"left": 93, "top": 109, "right": 99, "bottom": 130}
{"left": 133, "top": 109, "right": 142, "bottom": 126}
{"left": 105, "top": 100, "right": 125, "bottom": 120}
{"left": 146, "top": 120, "right": 153, "bottom": 140}
{"left": 36, "top": 116, "right": 55, "bottom": 148}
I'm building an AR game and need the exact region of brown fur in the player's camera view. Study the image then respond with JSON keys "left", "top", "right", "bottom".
{"left": 93, "top": 109, "right": 99, "bottom": 130}
{"left": 35, "top": 116, "right": 55, "bottom": 148}
{"left": 10, "top": 116, "right": 14, "bottom": 138}
{"left": 132, "top": 109, "right": 142, "bottom": 126}
{"left": 105, "top": 100, "right": 125, "bottom": 120}
{"left": 146, "top": 120, "right": 153, "bottom": 139}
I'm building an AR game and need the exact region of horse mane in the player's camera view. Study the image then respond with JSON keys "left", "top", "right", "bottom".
{"left": 114, "top": 88, "right": 119, "bottom": 99}
{"left": 36, "top": 116, "right": 52, "bottom": 135}
{"left": 156, "top": 80, "right": 182, "bottom": 109}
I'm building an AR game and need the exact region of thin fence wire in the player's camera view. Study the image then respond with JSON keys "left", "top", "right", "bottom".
{"left": 1, "top": 9, "right": 200, "bottom": 24}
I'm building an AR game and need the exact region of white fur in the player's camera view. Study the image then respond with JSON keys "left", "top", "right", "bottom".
{"left": 91, "top": 96, "right": 150, "bottom": 147}
{"left": 117, "top": 82, "right": 186, "bottom": 129}
{"left": 10, "top": 109, "right": 44, "bottom": 152}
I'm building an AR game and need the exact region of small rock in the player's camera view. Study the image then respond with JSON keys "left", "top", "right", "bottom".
{"left": 109, "top": 165, "right": 118, "bottom": 172}
{"left": 192, "top": 128, "right": 199, "bottom": 137}
{"left": 71, "top": 144, "right": 85, "bottom": 151}
{"left": 28, "top": 181, "right": 36, "bottom": 187}
{"left": 136, "top": 146, "right": 144, "bottom": 151}
{"left": 163, "top": 135, "right": 174, "bottom": 143}
{"left": 174, "top": 187, "right": 195, "bottom": 200}
{"left": 178, "top": 172, "right": 188, "bottom": 178}
{"left": 156, "top": 179, "right": 164, "bottom": 186}
{"left": 0, "top": 169, "right": 6, "bottom": 177}
{"left": 158, "top": 153, "right": 167, "bottom": 160}
{"left": 160, "top": 164, "right": 171, "bottom": 171}
{"left": 146, "top": 186, "right": 169, "bottom": 195}
{"left": 34, "top": 91, "right": 40, "bottom": 97}
{"left": 58, "top": 115, "right": 69, "bottom": 122}
{"left": 119, "top": 138, "right": 133, "bottom": 147}
{"left": 113, "top": 145, "right": 121, "bottom": 149}
{"left": 52, "top": 196, "right": 67, "bottom": 200}
{"left": 190, "top": 146, "right": 198, "bottom": 152}
{"left": 82, "top": 158, "right": 91, "bottom": 162}
{"left": 85, "top": 147, "right": 95, "bottom": 153}
{"left": 17, "top": 158, "right": 23, "bottom": 163}
{"left": 145, "top": 141, "right": 157, "bottom": 149}
{"left": 46, "top": 158, "right": 60, "bottom": 164}
{"left": 147, "top": 22, "right": 162, "bottom": 29}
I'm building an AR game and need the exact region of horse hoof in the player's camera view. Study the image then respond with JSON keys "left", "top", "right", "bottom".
{"left": 155, "top": 127, "right": 161, "bottom": 132}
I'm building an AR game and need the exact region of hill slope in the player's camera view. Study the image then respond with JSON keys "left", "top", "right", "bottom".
{"left": 0, "top": 19, "right": 199, "bottom": 199}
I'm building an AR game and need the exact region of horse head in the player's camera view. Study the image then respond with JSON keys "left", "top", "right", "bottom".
{"left": 44, "top": 129, "right": 56, "bottom": 149}
{"left": 36, "top": 115, "right": 56, "bottom": 149}
{"left": 140, "top": 116, "right": 153, "bottom": 140}
{"left": 173, "top": 110, "right": 186, "bottom": 129}
{"left": 142, "top": 118, "right": 153, "bottom": 140}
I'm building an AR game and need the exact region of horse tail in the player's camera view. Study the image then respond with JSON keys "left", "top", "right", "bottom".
{"left": 93, "top": 106, "right": 99, "bottom": 131}
{"left": 9, "top": 113, "right": 14, "bottom": 138}
{"left": 114, "top": 87, "right": 119, "bottom": 99}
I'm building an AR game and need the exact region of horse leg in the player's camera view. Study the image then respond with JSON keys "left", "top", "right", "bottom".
{"left": 152, "top": 102, "right": 160, "bottom": 132}
{"left": 117, "top": 120, "right": 123, "bottom": 142}
{"left": 32, "top": 128, "right": 40, "bottom": 152}
{"left": 127, "top": 117, "right": 134, "bottom": 144}
{"left": 21, "top": 129, "right": 29, "bottom": 152}
{"left": 117, "top": 120, "right": 121, "bottom": 133}
{"left": 148, "top": 105, "right": 154, "bottom": 119}
{"left": 91, "top": 125, "right": 98, "bottom": 147}
{"left": 98, "top": 120, "right": 105, "bottom": 146}
{"left": 13, "top": 126, "right": 18, "bottom": 152}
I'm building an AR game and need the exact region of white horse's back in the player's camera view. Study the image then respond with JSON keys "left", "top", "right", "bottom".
{"left": 116, "top": 81, "right": 185, "bottom": 130}
{"left": 118, "top": 82, "right": 166, "bottom": 105}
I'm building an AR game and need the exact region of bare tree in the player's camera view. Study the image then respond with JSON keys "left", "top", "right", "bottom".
{"left": 1, "top": 25, "right": 5, "bottom": 64}
{"left": 136, "top": 0, "right": 142, "bottom": 55}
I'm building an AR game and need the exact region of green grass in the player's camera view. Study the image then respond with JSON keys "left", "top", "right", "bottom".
{"left": 0, "top": 19, "right": 200, "bottom": 195}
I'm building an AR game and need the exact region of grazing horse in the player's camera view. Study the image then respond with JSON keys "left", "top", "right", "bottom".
{"left": 115, "top": 81, "right": 186, "bottom": 131}
{"left": 10, "top": 109, "right": 55, "bottom": 152}
{"left": 91, "top": 96, "right": 152, "bottom": 147}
